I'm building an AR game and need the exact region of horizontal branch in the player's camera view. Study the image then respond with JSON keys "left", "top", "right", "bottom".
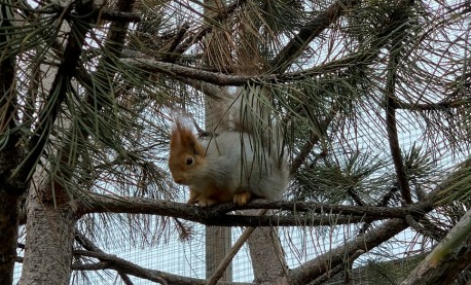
{"left": 123, "top": 31, "right": 403, "bottom": 87}
{"left": 73, "top": 250, "right": 250, "bottom": 285}
{"left": 122, "top": 57, "right": 356, "bottom": 86}
{"left": 121, "top": 58, "right": 255, "bottom": 85}
{"left": 119, "top": 53, "right": 388, "bottom": 86}
{"left": 79, "top": 193, "right": 433, "bottom": 227}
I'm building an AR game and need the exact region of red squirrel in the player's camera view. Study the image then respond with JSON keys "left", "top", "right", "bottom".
{"left": 168, "top": 98, "right": 288, "bottom": 206}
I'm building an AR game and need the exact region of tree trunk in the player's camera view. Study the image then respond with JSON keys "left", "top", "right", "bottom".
{"left": 205, "top": 226, "right": 233, "bottom": 280}
{"left": 19, "top": 172, "right": 76, "bottom": 285}
{"left": 248, "top": 226, "right": 289, "bottom": 285}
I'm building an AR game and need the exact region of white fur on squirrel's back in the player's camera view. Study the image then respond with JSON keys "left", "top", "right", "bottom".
{"left": 200, "top": 131, "right": 288, "bottom": 200}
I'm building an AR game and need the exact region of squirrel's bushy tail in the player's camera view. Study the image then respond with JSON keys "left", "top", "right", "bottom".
{"left": 218, "top": 86, "right": 289, "bottom": 198}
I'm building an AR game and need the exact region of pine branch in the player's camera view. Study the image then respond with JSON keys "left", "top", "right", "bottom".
{"left": 121, "top": 58, "right": 254, "bottom": 85}
{"left": 86, "top": 0, "right": 137, "bottom": 108}
{"left": 163, "top": 23, "right": 190, "bottom": 61}
{"left": 385, "top": 50, "right": 412, "bottom": 205}
{"left": 15, "top": 1, "right": 92, "bottom": 183}
{"left": 16, "top": 0, "right": 140, "bottom": 23}
{"left": 347, "top": 187, "right": 366, "bottom": 206}
{"left": 75, "top": 230, "right": 103, "bottom": 253}
{"left": 30, "top": 0, "right": 140, "bottom": 202}
{"left": 290, "top": 157, "right": 451, "bottom": 284}
{"left": 176, "top": 78, "right": 228, "bottom": 99}
{"left": 0, "top": 15, "right": 27, "bottom": 274}
{"left": 271, "top": 0, "right": 359, "bottom": 71}
{"left": 121, "top": 43, "right": 396, "bottom": 86}
{"left": 80, "top": 194, "right": 434, "bottom": 227}
{"left": 290, "top": 98, "right": 340, "bottom": 174}
{"left": 121, "top": 54, "right": 366, "bottom": 86}
{"left": 95, "top": 10, "right": 140, "bottom": 23}
{"left": 118, "top": 272, "right": 135, "bottom": 285}
{"left": 170, "top": 0, "right": 248, "bottom": 62}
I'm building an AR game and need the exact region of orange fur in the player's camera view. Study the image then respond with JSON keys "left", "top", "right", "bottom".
{"left": 233, "top": 191, "right": 251, "bottom": 206}
{"left": 189, "top": 184, "right": 235, "bottom": 206}
{"left": 168, "top": 119, "right": 206, "bottom": 184}
{"left": 169, "top": 119, "right": 235, "bottom": 206}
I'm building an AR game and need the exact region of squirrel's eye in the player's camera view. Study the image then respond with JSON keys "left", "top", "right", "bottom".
{"left": 186, "top": 157, "right": 194, "bottom": 165}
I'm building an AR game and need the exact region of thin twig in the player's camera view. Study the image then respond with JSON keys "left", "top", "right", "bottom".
{"left": 170, "top": 0, "right": 247, "bottom": 62}
{"left": 118, "top": 272, "right": 135, "bottom": 285}
{"left": 393, "top": 97, "right": 471, "bottom": 111}
{"left": 347, "top": 187, "right": 366, "bottom": 206}
{"left": 386, "top": 94, "right": 412, "bottom": 204}
{"left": 163, "top": 23, "right": 190, "bottom": 61}
{"left": 75, "top": 230, "right": 103, "bottom": 253}
{"left": 290, "top": 107, "right": 336, "bottom": 175}
{"left": 384, "top": 5, "right": 413, "bottom": 204}
{"left": 271, "top": 0, "right": 359, "bottom": 71}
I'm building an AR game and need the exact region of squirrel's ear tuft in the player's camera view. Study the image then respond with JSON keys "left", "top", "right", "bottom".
{"left": 170, "top": 127, "right": 180, "bottom": 147}
{"left": 173, "top": 117, "right": 197, "bottom": 149}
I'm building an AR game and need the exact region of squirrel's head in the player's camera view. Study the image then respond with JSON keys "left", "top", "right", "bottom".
{"left": 168, "top": 120, "right": 207, "bottom": 185}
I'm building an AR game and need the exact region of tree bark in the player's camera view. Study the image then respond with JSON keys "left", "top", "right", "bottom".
{"left": 19, "top": 178, "right": 76, "bottom": 285}
{"left": 205, "top": 226, "right": 233, "bottom": 281}
{"left": 248, "top": 226, "right": 289, "bottom": 285}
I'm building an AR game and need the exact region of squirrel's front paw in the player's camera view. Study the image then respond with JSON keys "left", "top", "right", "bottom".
{"left": 188, "top": 188, "right": 199, "bottom": 204}
{"left": 233, "top": 192, "right": 251, "bottom": 206}
{"left": 197, "top": 197, "right": 218, "bottom": 207}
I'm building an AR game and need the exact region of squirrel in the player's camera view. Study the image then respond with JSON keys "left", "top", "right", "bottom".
{"left": 168, "top": 91, "right": 289, "bottom": 206}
